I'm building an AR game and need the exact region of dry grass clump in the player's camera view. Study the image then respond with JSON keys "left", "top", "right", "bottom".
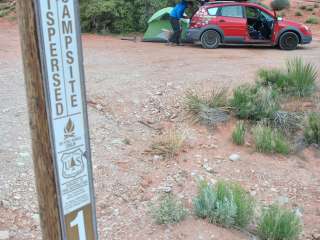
{"left": 150, "top": 130, "right": 185, "bottom": 159}
{"left": 184, "top": 89, "right": 229, "bottom": 126}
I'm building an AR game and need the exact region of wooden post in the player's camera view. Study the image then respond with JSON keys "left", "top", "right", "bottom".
{"left": 16, "top": 0, "right": 62, "bottom": 239}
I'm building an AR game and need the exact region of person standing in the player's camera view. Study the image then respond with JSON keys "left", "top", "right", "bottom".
{"left": 169, "top": 0, "right": 193, "bottom": 46}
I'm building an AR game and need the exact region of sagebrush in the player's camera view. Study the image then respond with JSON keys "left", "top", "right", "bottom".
{"left": 193, "top": 180, "right": 254, "bottom": 228}
{"left": 151, "top": 194, "right": 188, "bottom": 225}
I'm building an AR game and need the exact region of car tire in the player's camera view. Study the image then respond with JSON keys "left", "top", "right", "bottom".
{"left": 201, "top": 30, "right": 221, "bottom": 49}
{"left": 279, "top": 32, "right": 299, "bottom": 50}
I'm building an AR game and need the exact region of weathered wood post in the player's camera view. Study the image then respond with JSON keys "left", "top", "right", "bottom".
{"left": 16, "top": 0, "right": 98, "bottom": 239}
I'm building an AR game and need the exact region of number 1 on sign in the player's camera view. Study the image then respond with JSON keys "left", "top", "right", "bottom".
{"left": 70, "top": 210, "right": 87, "bottom": 240}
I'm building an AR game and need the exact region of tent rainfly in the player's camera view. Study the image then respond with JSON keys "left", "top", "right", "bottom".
{"left": 143, "top": 7, "right": 190, "bottom": 42}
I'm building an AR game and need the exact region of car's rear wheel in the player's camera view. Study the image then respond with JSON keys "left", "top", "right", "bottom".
{"left": 201, "top": 30, "right": 221, "bottom": 49}
{"left": 279, "top": 32, "right": 299, "bottom": 50}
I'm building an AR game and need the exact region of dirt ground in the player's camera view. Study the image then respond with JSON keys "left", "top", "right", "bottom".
{"left": 1, "top": 7, "right": 320, "bottom": 240}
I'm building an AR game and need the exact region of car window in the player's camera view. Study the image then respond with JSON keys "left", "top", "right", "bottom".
{"left": 246, "top": 7, "right": 258, "bottom": 18}
{"left": 220, "top": 6, "right": 243, "bottom": 18}
{"left": 260, "top": 11, "right": 274, "bottom": 21}
{"left": 208, "top": 7, "right": 218, "bottom": 16}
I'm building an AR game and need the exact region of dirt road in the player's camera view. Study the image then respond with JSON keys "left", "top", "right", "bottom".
{"left": 0, "top": 18, "right": 320, "bottom": 240}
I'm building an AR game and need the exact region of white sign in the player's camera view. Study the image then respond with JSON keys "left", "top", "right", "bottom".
{"left": 35, "top": 0, "right": 98, "bottom": 239}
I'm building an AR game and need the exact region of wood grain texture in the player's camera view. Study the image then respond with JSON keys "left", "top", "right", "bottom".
{"left": 16, "top": 0, "right": 62, "bottom": 239}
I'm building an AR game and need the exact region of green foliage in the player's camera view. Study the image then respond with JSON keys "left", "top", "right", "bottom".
{"left": 253, "top": 124, "right": 290, "bottom": 155}
{"left": 305, "top": 16, "right": 319, "bottom": 24}
{"left": 151, "top": 194, "right": 188, "bottom": 225}
{"left": 79, "top": 0, "right": 176, "bottom": 33}
{"left": 258, "top": 205, "right": 302, "bottom": 240}
{"left": 286, "top": 58, "right": 317, "bottom": 97}
{"left": 295, "top": 11, "right": 302, "bottom": 16}
{"left": 232, "top": 121, "right": 246, "bottom": 145}
{"left": 184, "top": 89, "right": 229, "bottom": 125}
{"left": 258, "top": 68, "right": 288, "bottom": 90}
{"left": 230, "top": 85, "right": 279, "bottom": 121}
{"left": 271, "top": 0, "right": 290, "bottom": 11}
{"left": 304, "top": 113, "right": 320, "bottom": 145}
{"left": 258, "top": 58, "right": 318, "bottom": 97}
{"left": 193, "top": 181, "right": 254, "bottom": 228}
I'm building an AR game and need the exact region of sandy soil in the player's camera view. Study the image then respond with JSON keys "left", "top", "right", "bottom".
{"left": 1, "top": 5, "right": 320, "bottom": 240}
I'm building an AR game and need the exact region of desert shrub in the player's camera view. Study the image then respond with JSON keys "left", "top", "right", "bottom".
{"left": 232, "top": 121, "right": 246, "bottom": 145}
{"left": 295, "top": 11, "right": 302, "bottom": 16}
{"left": 286, "top": 58, "right": 317, "bottom": 97}
{"left": 271, "top": 111, "right": 304, "bottom": 135}
{"left": 299, "top": 5, "right": 307, "bottom": 10}
{"left": 151, "top": 194, "right": 188, "bottom": 225}
{"left": 305, "top": 16, "right": 319, "bottom": 24}
{"left": 258, "top": 205, "right": 302, "bottom": 240}
{"left": 304, "top": 113, "right": 320, "bottom": 145}
{"left": 184, "top": 89, "right": 229, "bottom": 125}
{"left": 271, "top": 0, "right": 290, "bottom": 11}
{"left": 150, "top": 130, "right": 185, "bottom": 159}
{"left": 253, "top": 125, "right": 290, "bottom": 154}
{"left": 306, "top": 6, "right": 314, "bottom": 11}
{"left": 231, "top": 85, "right": 279, "bottom": 121}
{"left": 193, "top": 181, "right": 254, "bottom": 228}
{"left": 258, "top": 68, "right": 288, "bottom": 90}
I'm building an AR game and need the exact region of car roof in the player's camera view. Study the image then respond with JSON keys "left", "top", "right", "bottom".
{"left": 203, "top": 1, "right": 275, "bottom": 16}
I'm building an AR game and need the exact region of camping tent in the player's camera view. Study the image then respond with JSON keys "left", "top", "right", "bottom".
{"left": 143, "top": 7, "right": 190, "bottom": 42}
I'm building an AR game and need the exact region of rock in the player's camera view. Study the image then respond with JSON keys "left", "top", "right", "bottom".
{"left": 229, "top": 154, "right": 241, "bottom": 162}
{"left": 250, "top": 191, "right": 257, "bottom": 197}
{"left": 153, "top": 155, "right": 163, "bottom": 161}
{"left": 312, "top": 233, "right": 320, "bottom": 240}
{"left": 294, "top": 208, "right": 303, "bottom": 218}
{"left": 203, "top": 163, "right": 214, "bottom": 174}
{"left": 0, "top": 230, "right": 9, "bottom": 240}
{"left": 277, "top": 196, "right": 289, "bottom": 205}
{"left": 270, "top": 187, "right": 278, "bottom": 192}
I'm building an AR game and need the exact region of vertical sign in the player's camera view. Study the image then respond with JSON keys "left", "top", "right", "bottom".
{"left": 34, "top": 0, "right": 98, "bottom": 239}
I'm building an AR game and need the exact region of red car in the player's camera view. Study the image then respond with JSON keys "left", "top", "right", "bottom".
{"left": 187, "top": 1, "right": 313, "bottom": 50}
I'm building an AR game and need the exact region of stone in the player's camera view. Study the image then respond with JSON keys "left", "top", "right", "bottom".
{"left": 0, "top": 230, "right": 9, "bottom": 240}
{"left": 229, "top": 154, "right": 241, "bottom": 162}
{"left": 294, "top": 208, "right": 303, "bottom": 218}
{"left": 312, "top": 233, "right": 320, "bottom": 240}
{"left": 278, "top": 196, "right": 289, "bottom": 205}
{"left": 203, "top": 163, "right": 214, "bottom": 174}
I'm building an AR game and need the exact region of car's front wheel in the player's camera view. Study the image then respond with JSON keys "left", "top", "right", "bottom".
{"left": 201, "top": 30, "right": 221, "bottom": 49}
{"left": 279, "top": 32, "right": 299, "bottom": 50}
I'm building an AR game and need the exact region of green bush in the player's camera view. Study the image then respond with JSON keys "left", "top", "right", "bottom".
{"left": 193, "top": 181, "right": 254, "bottom": 228}
{"left": 253, "top": 125, "right": 290, "bottom": 155}
{"left": 79, "top": 0, "right": 176, "bottom": 33}
{"left": 286, "top": 58, "right": 317, "bottom": 97}
{"left": 231, "top": 85, "right": 279, "bottom": 121}
{"left": 258, "top": 68, "right": 288, "bottom": 90}
{"left": 232, "top": 121, "right": 246, "bottom": 145}
{"left": 151, "top": 194, "right": 188, "bottom": 225}
{"left": 305, "top": 16, "right": 319, "bottom": 24}
{"left": 271, "top": 0, "right": 290, "bottom": 11}
{"left": 258, "top": 205, "right": 302, "bottom": 240}
{"left": 258, "top": 58, "right": 318, "bottom": 97}
{"left": 295, "top": 11, "right": 302, "bottom": 16}
{"left": 304, "top": 113, "right": 320, "bottom": 145}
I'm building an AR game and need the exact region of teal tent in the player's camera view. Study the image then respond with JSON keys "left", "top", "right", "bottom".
{"left": 143, "top": 7, "right": 190, "bottom": 42}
